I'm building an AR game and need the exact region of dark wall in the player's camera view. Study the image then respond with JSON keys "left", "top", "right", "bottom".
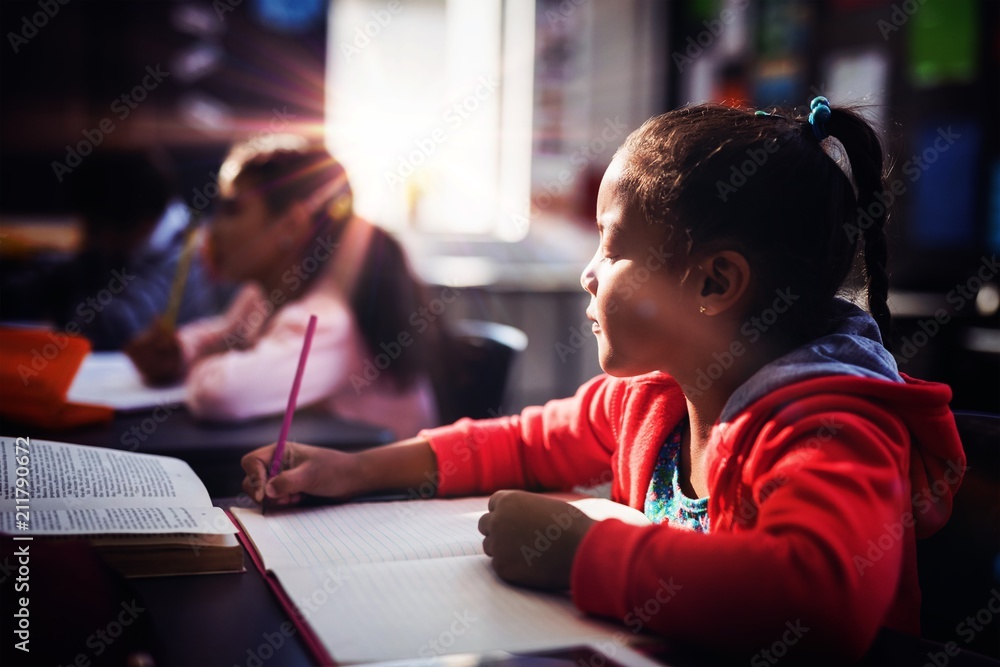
{"left": 0, "top": 0, "right": 328, "bottom": 215}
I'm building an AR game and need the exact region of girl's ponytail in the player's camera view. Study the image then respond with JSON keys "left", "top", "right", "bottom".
{"left": 826, "top": 106, "right": 893, "bottom": 349}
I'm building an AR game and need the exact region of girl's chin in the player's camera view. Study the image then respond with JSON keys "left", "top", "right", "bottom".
{"left": 597, "top": 350, "right": 658, "bottom": 378}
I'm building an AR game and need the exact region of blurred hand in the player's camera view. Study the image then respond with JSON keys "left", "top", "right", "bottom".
{"left": 241, "top": 442, "right": 365, "bottom": 507}
{"left": 124, "top": 319, "right": 184, "bottom": 386}
{"left": 477, "top": 490, "right": 595, "bottom": 590}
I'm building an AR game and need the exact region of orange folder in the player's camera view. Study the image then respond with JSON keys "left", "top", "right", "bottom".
{"left": 0, "top": 327, "right": 113, "bottom": 429}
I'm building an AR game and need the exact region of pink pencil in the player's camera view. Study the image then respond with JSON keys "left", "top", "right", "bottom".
{"left": 265, "top": 314, "right": 318, "bottom": 507}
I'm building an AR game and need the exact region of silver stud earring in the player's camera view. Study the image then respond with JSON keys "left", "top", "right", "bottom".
{"left": 699, "top": 306, "right": 707, "bottom": 314}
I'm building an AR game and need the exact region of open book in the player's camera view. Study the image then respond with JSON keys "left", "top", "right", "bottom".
{"left": 230, "top": 493, "right": 652, "bottom": 663}
{"left": 0, "top": 437, "right": 242, "bottom": 577}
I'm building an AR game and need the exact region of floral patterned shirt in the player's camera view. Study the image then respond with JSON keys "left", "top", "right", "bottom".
{"left": 643, "top": 418, "right": 710, "bottom": 532}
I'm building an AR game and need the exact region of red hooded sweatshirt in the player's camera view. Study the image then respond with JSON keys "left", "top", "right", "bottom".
{"left": 418, "top": 303, "right": 965, "bottom": 661}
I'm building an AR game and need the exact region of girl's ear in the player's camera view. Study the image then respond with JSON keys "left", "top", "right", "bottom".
{"left": 275, "top": 202, "right": 310, "bottom": 240}
{"left": 697, "top": 250, "right": 751, "bottom": 316}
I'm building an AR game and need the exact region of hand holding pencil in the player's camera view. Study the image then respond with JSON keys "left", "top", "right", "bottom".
{"left": 241, "top": 442, "right": 366, "bottom": 506}
{"left": 125, "top": 214, "right": 199, "bottom": 385}
{"left": 125, "top": 317, "right": 185, "bottom": 386}
{"left": 242, "top": 315, "right": 374, "bottom": 510}
{"left": 261, "top": 314, "right": 317, "bottom": 514}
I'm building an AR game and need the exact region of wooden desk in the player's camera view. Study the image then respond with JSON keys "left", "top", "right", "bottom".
{"left": 1, "top": 407, "right": 394, "bottom": 496}
{"left": 130, "top": 555, "right": 316, "bottom": 666}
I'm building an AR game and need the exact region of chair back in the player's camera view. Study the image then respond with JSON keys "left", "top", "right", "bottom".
{"left": 432, "top": 319, "right": 528, "bottom": 425}
{"left": 917, "top": 411, "right": 1000, "bottom": 660}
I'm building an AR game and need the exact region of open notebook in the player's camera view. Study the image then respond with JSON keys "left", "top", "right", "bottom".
{"left": 230, "top": 495, "right": 652, "bottom": 663}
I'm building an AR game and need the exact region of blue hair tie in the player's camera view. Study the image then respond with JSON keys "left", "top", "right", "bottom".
{"left": 808, "top": 96, "right": 831, "bottom": 141}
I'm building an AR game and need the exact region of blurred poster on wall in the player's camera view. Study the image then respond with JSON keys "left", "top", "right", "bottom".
{"left": 822, "top": 49, "right": 889, "bottom": 128}
{"left": 909, "top": 0, "right": 978, "bottom": 87}
{"left": 910, "top": 121, "right": 979, "bottom": 248}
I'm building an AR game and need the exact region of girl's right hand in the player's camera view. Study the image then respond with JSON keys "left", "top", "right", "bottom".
{"left": 240, "top": 442, "right": 364, "bottom": 506}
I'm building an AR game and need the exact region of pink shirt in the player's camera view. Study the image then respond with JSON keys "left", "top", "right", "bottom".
{"left": 177, "top": 277, "right": 438, "bottom": 439}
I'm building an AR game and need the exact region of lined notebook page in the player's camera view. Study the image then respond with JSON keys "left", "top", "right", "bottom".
{"left": 272, "top": 554, "right": 631, "bottom": 663}
{"left": 231, "top": 495, "right": 651, "bottom": 572}
{"left": 231, "top": 496, "right": 488, "bottom": 571}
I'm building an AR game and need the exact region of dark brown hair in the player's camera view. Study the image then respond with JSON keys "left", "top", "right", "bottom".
{"left": 227, "top": 141, "right": 438, "bottom": 389}
{"left": 616, "top": 103, "right": 891, "bottom": 349}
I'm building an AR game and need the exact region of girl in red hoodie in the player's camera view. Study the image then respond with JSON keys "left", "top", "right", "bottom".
{"left": 241, "top": 99, "right": 966, "bottom": 660}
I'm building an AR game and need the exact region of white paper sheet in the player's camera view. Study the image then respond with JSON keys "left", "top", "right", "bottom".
{"left": 66, "top": 351, "right": 187, "bottom": 411}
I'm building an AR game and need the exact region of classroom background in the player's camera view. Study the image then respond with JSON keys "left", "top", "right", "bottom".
{"left": 1, "top": 0, "right": 997, "bottom": 413}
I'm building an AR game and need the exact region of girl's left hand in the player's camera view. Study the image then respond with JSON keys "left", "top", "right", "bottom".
{"left": 124, "top": 319, "right": 184, "bottom": 386}
{"left": 477, "top": 490, "right": 595, "bottom": 590}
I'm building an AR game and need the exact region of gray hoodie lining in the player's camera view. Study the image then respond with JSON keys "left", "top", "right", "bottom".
{"left": 719, "top": 298, "right": 902, "bottom": 425}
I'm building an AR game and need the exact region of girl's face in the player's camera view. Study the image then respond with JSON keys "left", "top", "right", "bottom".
{"left": 208, "top": 179, "right": 287, "bottom": 283}
{"left": 581, "top": 155, "right": 702, "bottom": 377}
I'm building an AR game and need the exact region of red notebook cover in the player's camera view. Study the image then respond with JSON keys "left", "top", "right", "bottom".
{"left": 228, "top": 509, "right": 337, "bottom": 666}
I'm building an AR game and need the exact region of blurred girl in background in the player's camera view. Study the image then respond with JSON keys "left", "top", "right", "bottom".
{"left": 127, "top": 137, "right": 439, "bottom": 439}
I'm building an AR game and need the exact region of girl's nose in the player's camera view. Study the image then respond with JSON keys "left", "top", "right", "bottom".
{"left": 581, "top": 257, "right": 598, "bottom": 296}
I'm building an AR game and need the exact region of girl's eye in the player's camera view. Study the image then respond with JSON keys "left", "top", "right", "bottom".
{"left": 603, "top": 255, "right": 620, "bottom": 263}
